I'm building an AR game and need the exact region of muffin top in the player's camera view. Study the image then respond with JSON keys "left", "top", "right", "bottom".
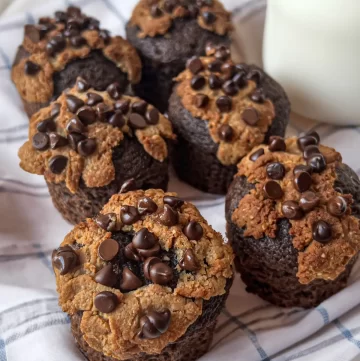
{"left": 11, "top": 6, "right": 141, "bottom": 104}
{"left": 173, "top": 44, "right": 278, "bottom": 166}
{"left": 129, "top": 0, "right": 232, "bottom": 38}
{"left": 52, "top": 189, "right": 233, "bottom": 359}
{"left": 18, "top": 78, "right": 175, "bottom": 193}
{"left": 231, "top": 134, "right": 360, "bottom": 284}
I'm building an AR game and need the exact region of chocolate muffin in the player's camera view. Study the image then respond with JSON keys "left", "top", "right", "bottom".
{"left": 52, "top": 189, "right": 234, "bottom": 361}
{"left": 126, "top": 0, "right": 232, "bottom": 112}
{"left": 12, "top": 6, "right": 141, "bottom": 117}
{"left": 168, "top": 44, "right": 290, "bottom": 194}
{"left": 226, "top": 134, "right": 360, "bottom": 308}
{"left": 18, "top": 78, "right": 175, "bottom": 224}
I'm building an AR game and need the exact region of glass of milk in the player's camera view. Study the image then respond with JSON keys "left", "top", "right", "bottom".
{"left": 263, "top": 0, "right": 360, "bottom": 125}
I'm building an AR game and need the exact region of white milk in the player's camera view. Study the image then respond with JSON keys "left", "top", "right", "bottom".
{"left": 263, "top": 0, "right": 360, "bottom": 125}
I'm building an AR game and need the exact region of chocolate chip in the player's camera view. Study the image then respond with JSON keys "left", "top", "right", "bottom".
{"left": 99, "top": 29, "right": 111, "bottom": 44}
{"left": 187, "top": 57, "right": 204, "bottom": 74}
{"left": 266, "top": 162, "right": 285, "bottom": 180}
{"left": 129, "top": 114, "right": 147, "bottom": 129}
{"left": 66, "top": 95, "right": 84, "bottom": 113}
{"left": 120, "top": 205, "right": 140, "bottom": 225}
{"left": 151, "top": 262, "right": 174, "bottom": 285}
{"left": 124, "top": 243, "right": 141, "bottom": 262}
{"left": 49, "top": 132, "right": 68, "bottom": 149}
{"left": 179, "top": 249, "right": 199, "bottom": 271}
{"left": 115, "top": 99, "right": 130, "bottom": 114}
{"left": 221, "top": 63, "right": 235, "bottom": 79}
{"left": 194, "top": 94, "right": 209, "bottom": 108}
{"left": 145, "top": 108, "right": 160, "bottom": 125}
{"left": 120, "top": 268, "right": 142, "bottom": 291}
{"left": 67, "top": 6, "right": 81, "bottom": 16}
{"left": 303, "top": 145, "right": 321, "bottom": 160}
{"left": 158, "top": 205, "right": 179, "bottom": 227}
{"left": 191, "top": 75, "right": 206, "bottom": 90}
{"left": 217, "top": 124, "right": 233, "bottom": 142}
{"left": 119, "top": 178, "right": 137, "bottom": 194}
{"left": 183, "top": 221, "right": 203, "bottom": 240}
{"left": 269, "top": 136, "right": 286, "bottom": 152}
{"left": 67, "top": 133, "right": 85, "bottom": 150}
{"left": 76, "top": 78, "right": 90, "bottom": 92}
{"left": 246, "top": 69, "right": 262, "bottom": 84}
{"left": 150, "top": 4, "right": 163, "bottom": 17}
{"left": 49, "top": 155, "right": 68, "bottom": 174}
{"left": 86, "top": 17, "right": 100, "bottom": 30}
{"left": 132, "top": 101, "right": 148, "bottom": 115}
{"left": 208, "top": 59, "right": 223, "bottom": 72}
{"left": 249, "top": 148, "right": 264, "bottom": 162}
{"left": 108, "top": 111, "right": 125, "bottom": 128}
{"left": 77, "top": 138, "right": 96, "bottom": 156}
{"left": 233, "top": 72, "right": 247, "bottom": 88}
{"left": 86, "top": 92, "right": 103, "bottom": 106}
{"left": 163, "top": 196, "right": 184, "bottom": 209}
{"left": 216, "top": 96, "right": 232, "bottom": 112}
{"left": 132, "top": 228, "right": 157, "bottom": 250}
{"left": 52, "top": 246, "right": 78, "bottom": 275}
{"left": 297, "top": 135, "right": 318, "bottom": 151}
{"left": 32, "top": 132, "right": 49, "bottom": 151}
{"left": 95, "top": 213, "right": 117, "bottom": 231}
{"left": 293, "top": 164, "right": 313, "bottom": 175}
{"left": 66, "top": 117, "right": 85, "bottom": 134}
{"left": 95, "top": 102, "right": 113, "bottom": 122}
{"left": 299, "top": 191, "right": 320, "bottom": 212}
{"left": 94, "top": 264, "right": 117, "bottom": 287}
{"left": 164, "top": 0, "right": 176, "bottom": 13}
{"left": 282, "top": 200, "right": 304, "bottom": 220}
{"left": 98, "top": 238, "right": 119, "bottom": 262}
{"left": 70, "top": 35, "right": 87, "bottom": 48}
{"left": 107, "top": 83, "right": 122, "bottom": 100}
{"left": 263, "top": 181, "right": 284, "bottom": 199}
{"left": 307, "top": 131, "right": 320, "bottom": 143}
{"left": 222, "top": 80, "right": 238, "bottom": 96}
{"left": 209, "top": 74, "right": 223, "bottom": 89}
{"left": 143, "top": 257, "right": 161, "bottom": 280}
{"left": 327, "top": 196, "right": 347, "bottom": 217}
{"left": 94, "top": 291, "right": 118, "bottom": 313}
{"left": 312, "top": 220, "right": 332, "bottom": 243}
{"left": 63, "top": 28, "right": 79, "bottom": 37}
{"left": 242, "top": 107, "right": 259, "bottom": 125}
{"left": 138, "top": 309, "right": 171, "bottom": 339}
{"left": 307, "top": 154, "right": 327, "bottom": 173}
{"left": 24, "top": 25, "right": 46, "bottom": 43}
{"left": 202, "top": 11, "right": 217, "bottom": 24}
{"left": 24, "top": 61, "right": 41, "bottom": 76}
{"left": 51, "top": 103, "right": 61, "bottom": 118}
{"left": 250, "top": 88, "right": 265, "bottom": 103}
{"left": 137, "top": 197, "right": 158, "bottom": 215}
{"left": 46, "top": 34, "right": 66, "bottom": 56}
{"left": 294, "top": 171, "right": 312, "bottom": 193}
{"left": 77, "top": 106, "right": 96, "bottom": 125}
{"left": 54, "top": 11, "right": 68, "bottom": 23}
{"left": 37, "top": 118, "right": 56, "bottom": 132}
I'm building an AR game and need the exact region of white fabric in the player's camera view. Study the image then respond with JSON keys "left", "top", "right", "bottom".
{"left": 0, "top": 1, "right": 360, "bottom": 361}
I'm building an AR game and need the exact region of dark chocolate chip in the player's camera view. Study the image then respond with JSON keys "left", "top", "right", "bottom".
{"left": 86, "top": 17, "right": 100, "bottom": 30}
{"left": 327, "top": 196, "right": 347, "bottom": 217}
{"left": 54, "top": 11, "right": 68, "bottom": 23}
{"left": 312, "top": 220, "right": 332, "bottom": 243}
{"left": 194, "top": 94, "right": 209, "bottom": 108}
{"left": 269, "top": 136, "right": 286, "bottom": 152}
{"left": 163, "top": 196, "right": 184, "bottom": 209}
{"left": 63, "top": 28, "right": 79, "bottom": 38}
{"left": 37, "top": 118, "right": 56, "bottom": 132}
{"left": 241, "top": 107, "right": 259, "bottom": 125}
{"left": 233, "top": 72, "right": 247, "bottom": 88}
{"left": 221, "top": 63, "right": 235, "bottom": 79}
{"left": 249, "top": 148, "right": 264, "bottom": 162}
{"left": 187, "top": 57, "right": 204, "bottom": 74}
{"left": 120, "top": 268, "right": 142, "bottom": 291}
{"left": 95, "top": 102, "right": 113, "bottom": 122}
{"left": 307, "top": 154, "right": 327, "bottom": 173}
{"left": 297, "top": 135, "right": 318, "bottom": 151}
{"left": 143, "top": 257, "right": 161, "bottom": 280}
{"left": 209, "top": 74, "right": 223, "bottom": 89}
{"left": 76, "top": 78, "right": 90, "bottom": 92}
{"left": 246, "top": 69, "right": 262, "bottom": 84}
{"left": 299, "top": 191, "right": 320, "bottom": 212}
{"left": 164, "top": 0, "right": 176, "bottom": 13}
{"left": 66, "top": 117, "right": 85, "bottom": 134}
{"left": 282, "top": 200, "right": 304, "bottom": 220}
{"left": 216, "top": 96, "right": 232, "bottom": 112}
{"left": 129, "top": 113, "right": 147, "bottom": 129}
{"left": 138, "top": 309, "right": 171, "bottom": 339}
{"left": 77, "top": 106, "right": 96, "bottom": 125}
{"left": 191, "top": 75, "right": 206, "bottom": 90}
{"left": 158, "top": 205, "right": 179, "bottom": 227}
{"left": 24, "top": 61, "right": 41, "bottom": 75}
{"left": 124, "top": 243, "right": 141, "bottom": 262}
{"left": 179, "top": 249, "right": 199, "bottom": 271}
{"left": 222, "top": 80, "right": 238, "bottom": 96}
{"left": 49, "top": 132, "right": 68, "bottom": 149}
{"left": 149, "top": 262, "right": 173, "bottom": 285}
{"left": 263, "top": 180, "right": 284, "bottom": 199}
{"left": 70, "top": 35, "right": 87, "bottom": 48}
{"left": 293, "top": 164, "right": 313, "bottom": 175}
{"left": 67, "top": 6, "right": 81, "bottom": 16}
{"left": 294, "top": 171, "right": 312, "bottom": 193}
{"left": 108, "top": 111, "right": 125, "bottom": 128}
{"left": 266, "top": 162, "right": 285, "bottom": 180}
{"left": 145, "top": 108, "right": 160, "bottom": 125}
{"left": 77, "top": 138, "right": 96, "bottom": 156}
{"left": 217, "top": 124, "right": 233, "bottom": 142}
{"left": 202, "top": 11, "right": 217, "bottom": 24}
{"left": 51, "top": 102, "right": 61, "bottom": 118}
{"left": 86, "top": 92, "right": 103, "bottom": 106}
{"left": 52, "top": 246, "right": 78, "bottom": 275}
{"left": 208, "top": 59, "right": 223, "bottom": 72}
{"left": 120, "top": 205, "right": 140, "bottom": 225}
{"left": 303, "top": 145, "right": 320, "bottom": 160}
{"left": 94, "top": 291, "right": 118, "bottom": 313}
{"left": 137, "top": 197, "right": 158, "bottom": 215}
{"left": 132, "top": 228, "right": 157, "bottom": 250}
{"left": 215, "top": 46, "right": 230, "bottom": 61}
{"left": 132, "top": 101, "right": 148, "bottom": 115}
{"left": 67, "top": 133, "right": 85, "bottom": 150}
{"left": 250, "top": 88, "right": 265, "bottom": 103}
{"left": 99, "top": 29, "right": 111, "bottom": 44}
{"left": 66, "top": 95, "right": 84, "bottom": 113}
{"left": 94, "top": 264, "right": 117, "bottom": 287}
{"left": 150, "top": 4, "right": 163, "bottom": 17}
{"left": 46, "top": 34, "right": 66, "bottom": 56}
{"left": 115, "top": 99, "right": 130, "bottom": 114}
{"left": 24, "top": 24, "right": 46, "bottom": 43}
{"left": 32, "top": 132, "right": 49, "bottom": 150}
{"left": 95, "top": 213, "right": 117, "bottom": 231}
{"left": 98, "top": 238, "right": 119, "bottom": 261}
{"left": 107, "top": 83, "right": 122, "bottom": 100}
{"left": 183, "top": 221, "right": 203, "bottom": 241}
{"left": 49, "top": 155, "right": 68, "bottom": 174}
{"left": 307, "top": 131, "right": 320, "bottom": 143}
{"left": 119, "top": 178, "right": 137, "bottom": 194}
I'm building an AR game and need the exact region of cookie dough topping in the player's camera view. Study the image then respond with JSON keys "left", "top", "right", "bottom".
{"left": 232, "top": 134, "right": 360, "bottom": 284}
{"left": 174, "top": 44, "right": 276, "bottom": 166}
{"left": 52, "top": 189, "right": 233, "bottom": 359}
{"left": 18, "top": 79, "right": 175, "bottom": 193}
{"left": 12, "top": 6, "right": 141, "bottom": 104}
{"left": 130, "top": 0, "right": 232, "bottom": 38}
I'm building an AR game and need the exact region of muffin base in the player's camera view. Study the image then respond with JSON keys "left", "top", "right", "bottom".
{"left": 47, "top": 136, "right": 169, "bottom": 224}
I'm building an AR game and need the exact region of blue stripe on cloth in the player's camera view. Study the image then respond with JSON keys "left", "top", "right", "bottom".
{"left": 334, "top": 319, "right": 360, "bottom": 349}
{"left": 0, "top": 338, "right": 7, "bottom": 361}
{"left": 32, "top": 245, "right": 53, "bottom": 272}
{"left": 222, "top": 309, "right": 270, "bottom": 361}
{"left": 316, "top": 305, "right": 330, "bottom": 325}
{"left": 0, "top": 47, "right": 10, "bottom": 70}
{"left": 25, "top": 12, "right": 35, "bottom": 24}
{"left": 102, "top": 0, "right": 127, "bottom": 24}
